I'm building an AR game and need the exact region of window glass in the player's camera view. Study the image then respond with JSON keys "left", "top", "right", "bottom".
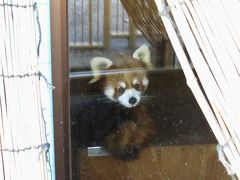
{"left": 68, "top": 0, "right": 228, "bottom": 179}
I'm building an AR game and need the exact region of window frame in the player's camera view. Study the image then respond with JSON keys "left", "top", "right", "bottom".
{"left": 50, "top": 1, "right": 71, "bottom": 180}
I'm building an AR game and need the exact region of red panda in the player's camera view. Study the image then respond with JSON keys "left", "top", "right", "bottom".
{"left": 87, "top": 44, "right": 156, "bottom": 160}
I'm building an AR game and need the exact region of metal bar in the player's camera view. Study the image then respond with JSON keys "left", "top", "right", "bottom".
{"left": 81, "top": 0, "right": 84, "bottom": 43}
{"left": 97, "top": 0, "right": 99, "bottom": 42}
{"left": 69, "top": 44, "right": 104, "bottom": 50}
{"left": 103, "top": 0, "right": 111, "bottom": 49}
{"left": 89, "top": 0, "right": 92, "bottom": 45}
{"left": 87, "top": 147, "right": 110, "bottom": 157}
{"left": 74, "top": 0, "right": 77, "bottom": 44}
{"left": 122, "top": 5, "right": 125, "bottom": 32}
{"left": 116, "top": 0, "right": 119, "bottom": 33}
{"left": 111, "top": 32, "right": 143, "bottom": 38}
{"left": 69, "top": 66, "right": 181, "bottom": 79}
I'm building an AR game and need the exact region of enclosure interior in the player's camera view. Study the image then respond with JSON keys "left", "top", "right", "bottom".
{"left": 68, "top": 0, "right": 228, "bottom": 179}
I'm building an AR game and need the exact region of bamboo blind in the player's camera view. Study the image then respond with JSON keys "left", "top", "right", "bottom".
{"left": 0, "top": 1, "right": 51, "bottom": 179}
{"left": 120, "top": 0, "right": 169, "bottom": 46}
{"left": 155, "top": 0, "right": 240, "bottom": 179}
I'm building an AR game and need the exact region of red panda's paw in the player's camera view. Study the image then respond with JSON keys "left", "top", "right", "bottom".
{"left": 104, "top": 122, "right": 142, "bottom": 160}
{"left": 105, "top": 140, "right": 141, "bottom": 160}
{"left": 119, "top": 144, "right": 141, "bottom": 160}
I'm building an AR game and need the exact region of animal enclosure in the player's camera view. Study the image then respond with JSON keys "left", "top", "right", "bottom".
{"left": 68, "top": 0, "right": 230, "bottom": 179}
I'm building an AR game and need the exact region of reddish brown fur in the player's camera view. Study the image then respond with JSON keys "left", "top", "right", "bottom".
{"left": 95, "top": 54, "right": 156, "bottom": 159}
{"left": 105, "top": 105, "right": 156, "bottom": 160}
{"left": 103, "top": 55, "right": 148, "bottom": 98}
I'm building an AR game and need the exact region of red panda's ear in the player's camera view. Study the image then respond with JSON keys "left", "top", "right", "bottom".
{"left": 89, "top": 57, "right": 113, "bottom": 84}
{"left": 133, "top": 44, "right": 152, "bottom": 69}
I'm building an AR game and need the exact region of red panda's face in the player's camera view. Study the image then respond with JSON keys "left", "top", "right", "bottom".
{"left": 103, "top": 71, "right": 149, "bottom": 108}
{"left": 89, "top": 44, "right": 152, "bottom": 108}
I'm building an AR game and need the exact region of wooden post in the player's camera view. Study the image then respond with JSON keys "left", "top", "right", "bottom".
{"left": 104, "top": 0, "right": 111, "bottom": 49}
{"left": 128, "top": 18, "right": 136, "bottom": 50}
{"left": 155, "top": 41, "right": 166, "bottom": 67}
{"left": 164, "top": 41, "right": 174, "bottom": 67}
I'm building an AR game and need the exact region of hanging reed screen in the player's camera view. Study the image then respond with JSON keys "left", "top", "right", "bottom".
{"left": 155, "top": 0, "right": 240, "bottom": 179}
{"left": 0, "top": 1, "right": 51, "bottom": 179}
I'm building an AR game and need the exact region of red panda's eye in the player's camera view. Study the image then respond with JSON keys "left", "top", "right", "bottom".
{"left": 119, "top": 87, "right": 125, "bottom": 94}
{"left": 134, "top": 83, "right": 140, "bottom": 90}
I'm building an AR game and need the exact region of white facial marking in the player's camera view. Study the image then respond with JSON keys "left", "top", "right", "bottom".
{"left": 118, "top": 88, "right": 141, "bottom": 108}
{"left": 143, "top": 76, "right": 149, "bottom": 87}
{"left": 133, "top": 78, "right": 138, "bottom": 85}
{"left": 118, "top": 81, "right": 126, "bottom": 88}
{"left": 104, "top": 86, "right": 115, "bottom": 101}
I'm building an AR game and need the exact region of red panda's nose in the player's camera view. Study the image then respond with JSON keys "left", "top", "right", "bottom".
{"left": 129, "top": 97, "right": 137, "bottom": 105}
